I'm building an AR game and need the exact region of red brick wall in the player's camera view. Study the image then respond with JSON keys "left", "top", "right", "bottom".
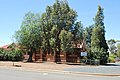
{"left": 25, "top": 48, "right": 83, "bottom": 63}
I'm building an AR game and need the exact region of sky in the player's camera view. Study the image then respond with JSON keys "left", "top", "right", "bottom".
{"left": 0, "top": 0, "right": 120, "bottom": 46}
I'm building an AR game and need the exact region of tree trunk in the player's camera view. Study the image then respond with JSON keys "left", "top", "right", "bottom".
{"left": 27, "top": 53, "right": 33, "bottom": 62}
{"left": 35, "top": 50, "right": 37, "bottom": 61}
{"left": 47, "top": 40, "right": 51, "bottom": 54}
{"left": 27, "top": 48, "right": 33, "bottom": 62}
{"left": 54, "top": 49, "right": 57, "bottom": 62}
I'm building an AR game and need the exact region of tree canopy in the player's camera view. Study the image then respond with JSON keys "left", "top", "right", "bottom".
{"left": 15, "top": 12, "right": 42, "bottom": 62}
{"left": 91, "top": 5, "right": 108, "bottom": 64}
{"left": 14, "top": 1, "right": 109, "bottom": 64}
{"left": 40, "top": 0, "right": 77, "bottom": 55}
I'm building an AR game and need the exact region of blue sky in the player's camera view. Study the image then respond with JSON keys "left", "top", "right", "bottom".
{"left": 0, "top": 0, "right": 120, "bottom": 46}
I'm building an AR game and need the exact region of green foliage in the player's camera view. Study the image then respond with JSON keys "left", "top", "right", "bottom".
{"left": 108, "top": 54, "right": 117, "bottom": 63}
{"left": 14, "top": 12, "right": 42, "bottom": 62}
{"left": 72, "top": 21, "right": 84, "bottom": 43}
{"left": 94, "top": 5, "right": 104, "bottom": 27}
{"left": 59, "top": 30, "right": 73, "bottom": 52}
{"left": 91, "top": 25, "right": 102, "bottom": 48}
{"left": 40, "top": 0, "right": 77, "bottom": 54}
{"left": 0, "top": 49, "right": 23, "bottom": 61}
{"left": 117, "top": 43, "right": 120, "bottom": 58}
{"left": 84, "top": 25, "right": 94, "bottom": 58}
{"left": 14, "top": 0, "right": 77, "bottom": 61}
{"left": 91, "top": 5, "right": 108, "bottom": 64}
{"left": 13, "top": 0, "right": 110, "bottom": 64}
{"left": 84, "top": 25, "right": 94, "bottom": 48}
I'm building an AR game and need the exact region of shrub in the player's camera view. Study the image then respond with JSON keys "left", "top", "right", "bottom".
{"left": 0, "top": 49, "right": 23, "bottom": 61}
{"left": 108, "top": 54, "right": 117, "bottom": 63}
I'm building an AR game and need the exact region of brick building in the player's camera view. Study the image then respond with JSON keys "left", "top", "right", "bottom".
{"left": 30, "top": 41, "right": 87, "bottom": 63}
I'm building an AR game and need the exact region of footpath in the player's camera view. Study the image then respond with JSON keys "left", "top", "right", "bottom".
{"left": 0, "top": 61, "right": 120, "bottom": 76}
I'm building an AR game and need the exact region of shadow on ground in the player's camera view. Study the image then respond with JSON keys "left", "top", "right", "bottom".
{"left": 103, "top": 63, "right": 120, "bottom": 66}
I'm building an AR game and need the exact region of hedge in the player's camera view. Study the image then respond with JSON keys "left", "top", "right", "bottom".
{"left": 0, "top": 49, "right": 23, "bottom": 61}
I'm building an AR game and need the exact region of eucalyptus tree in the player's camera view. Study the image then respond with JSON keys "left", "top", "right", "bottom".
{"left": 59, "top": 30, "right": 73, "bottom": 53}
{"left": 107, "top": 39, "right": 116, "bottom": 54}
{"left": 51, "top": 0, "right": 77, "bottom": 54}
{"left": 15, "top": 12, "right": 42, "bottom": 62}
{"left": 40, "top": 6, "right": 53, "bottom": 54}
{"left": 41, "top": 0, "right": 77, "bottom": 56}
{"left": 91, "top": 5, "right": 108, "bottom": 64}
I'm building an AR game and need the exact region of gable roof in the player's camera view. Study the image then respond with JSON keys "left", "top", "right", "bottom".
{"left": 0, "top": 44, "right": 11, "bottom": 50}
{"left": 0, "top": 44, "right": 9, "bottom": 49}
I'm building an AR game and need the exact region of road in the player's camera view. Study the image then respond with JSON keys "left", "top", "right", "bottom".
{"left": 0, "top": 68, "right": 119, "bottom": 80}
{"left": 65, "top": 62, "right": 120, "bottom": 75}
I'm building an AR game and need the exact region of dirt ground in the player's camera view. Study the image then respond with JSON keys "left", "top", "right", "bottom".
{"left": 0, "top": 61, "right": 80, "bottom": 71}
